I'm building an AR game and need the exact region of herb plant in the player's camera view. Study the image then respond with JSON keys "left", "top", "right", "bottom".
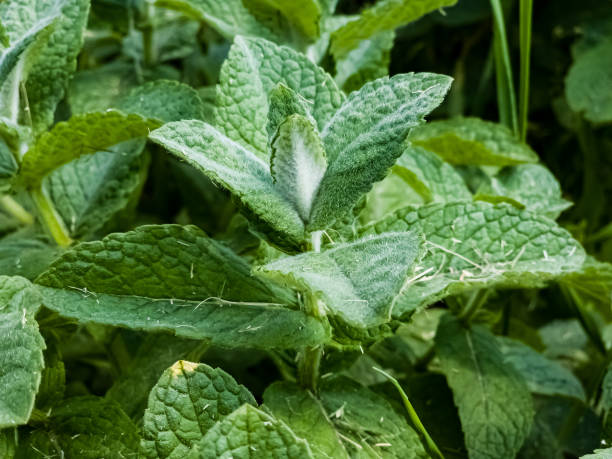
{"left": 1, "top": 0, "right": 612, "bottom": 458}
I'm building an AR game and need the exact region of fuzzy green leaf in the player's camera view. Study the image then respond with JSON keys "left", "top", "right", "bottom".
{"left": 149, "top": 120, "right": 305, "bottom": 247}
{"left": 395, "top": 145, "right": 472, "bottom": 203}
{"left": 192, "top": 404, "right": 313, "bottom": 458}
{"left": 566, "top": 40, "right": 612, "bottom": 123}
{"left": 410, "top": 117, "right": 539, "bottom": 166}
{"left": 330, "top": 0, "right": 457, "bottom": 60}
{"left": 263, "top": 382, "right": 349, "bottom": 459}
{"left": 141, "top": 361, "right": 256, "bottom": 458}
{"left": 15, "top": 396, "right": 139, "bottom": 458}
{"left": 0, "top": 276, "right": 44, "bottom": 429}
{"left": 243, "top": 0, "right": 322, "bottom": 40}
{"left": 154, "top": 0, "right": 281, "bottom": 41}
{"left": 582, "top": 449, "right": 612, "bottom": 459}
{"left": 214, "top": 36, "right": 344, "bottom": 157}
{"left": 271, "top": 114, "right": 327, "bottom": 222}
{"left": 309, "top": 73, "right": 452, "bottom": 229}
{"left": 360, "top": 202, "right": 585, "bottom": 315}
{"left": 45, "top": 139, "right": 148, "bottom": 238}
{"left": 35, "top": 225, "right": 329, "bottom": 349}
{"left": 20, "top": 111, "right": 157, "bottom": 186}
{"left": 436, "top": 314, "right": 534, "bottom": 459}
{"left": 319, "top": 376, "right": 428, "bottom": 458}
{"left": 475, "top": 164, "right": 572, "bottom": 220}
{"left": 498, "top": 336, "right": 586, "bottom": 401}
{"left": 266, "top": 83, "right": 315, "bottom": 142}
{"left": 257, "top": 232, "right": 421, "bottom": 328}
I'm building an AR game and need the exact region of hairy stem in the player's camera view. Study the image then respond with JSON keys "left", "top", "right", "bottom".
{"left": 8, "top": 59, "right": 24, "bottom": 124}
{"left": 31, "top": 187, "right": 72, "bottom": 247}
{"left": 373, "top": 367, "right": 445, "bottom": 459}
{"left": 518, "top": 0, "right": 533, "bottom": 141}
{"left": 0, "top": 195, "right": 34, "bottom": 225}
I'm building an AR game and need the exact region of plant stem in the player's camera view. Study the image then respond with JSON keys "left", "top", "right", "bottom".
{"left": 0, "top": 195, "right": 34, "bottom": 225}
{"left": 518, "top": 0, "right": 533, "bottom": 141}
{"left": 31, "top": 187, "right": 72, "bottom": 247}
{"left": 458, "top": 289, "right": 491, "bottom": 325}
{"left": 373, "top": 367, "right": 445, "bottom": 459}
{"left": 489, "top": 0, "right": 518, "bottom": 135}
{"left": 141, "top": 1, "right": 156, "bottom": 67}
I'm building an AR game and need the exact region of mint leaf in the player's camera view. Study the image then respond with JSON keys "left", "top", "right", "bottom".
{"left": 334, "top": 30, "right": 395, "bottom": 92}
{"left": 149, "top": 120, "right": 306, "bottom": 247}
{"left": 309, "top": 73, "right": 452, "bottom": 229}
{"left": 266, "top": 83, "right": 315, "bottom": 142}
{"left": 566, "top": 40, "right": 612, "bottom": 123}
{"left": 106, "top": 335, "right": 206, "bottom": 418}
{"left": 19, "top": 111, "right": 157, "bottom": 186}
{"left": 154, "top": 0, "right": 281, "bottom": 41}
{"left": 0, "top": 276, "right": 44, "bottom": 428}
{"left": 23, "top": 0, "right": 90, "bottom": 134}
{"left": 435, "top": 314, "right": 534, "bottom": 459}
{"left": 330, "top": 0, "right": 457, "bottom": 60}
{"left": 582, "top": 448, "right": 612, "bottom": 459}
{"left": 0, "top": 231, "right": 61, "bottom": 279}
{"left": 498, "top": 336, "right": 586, "bottom": 401}
{"left": 45, "top": 139, "right": 148, "bottom": 238}
{"left": 410, "top": 117, "right": 539, "bottom": 166}
{"left": 475, "top": 164, "right": 572, "bottom": 219}
{"left": 16, "top": 396, "right": 139, "bottom": 458}
{"left": 35, "top": 225, "right": 329, "bottom": 349}
{"left": 192, "top": 404, "right": 313, "bottom": 458}
{"left": 602, "top": 364, "right": 612, "bottom": 412}
{"left": 257, "top": 232, "right": 421, "bottom": 328}
{"left": 360, "top": 202, "right": 586, "bottom": 315}
{"left": 243, "top": 0, "right": 322, "bottom": 40}
{"left": 141, "top": 361, "right": 256, "bottom": 458}
{"left": 271, "top": 114, "right": 327, "bottom": 222}
{"left": 214, "top": 36, "right": 344, "bottom": 157}
{"left": 263, "top": 382, "right": 349, "bottom": 459}
{"left": 320, "top": 376, "right": 428, "bottom": 458}
{"left": 559, "top": 259, "right": 612, "bottom": 315}
{"left": 395, "top": 145, "right": 472, "bottom": 203}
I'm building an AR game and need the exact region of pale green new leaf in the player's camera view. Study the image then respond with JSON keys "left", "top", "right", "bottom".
{"left": 330, "top": 0, "right": 457, "bottom": 60}
{"left": 149, "top": 120, "right": 305, "bottom": 247}
{"left": 243, "top": 0, "right": 322, "bottom": 40}
{"left": 309, "top": 73, "right": 452, "bottom": 229}
{"left": 319, "top": 376, "right": 428, "bottom": 458}
{"left": 566, "top": 40, "right": 612, "bottom": 123}
{"left": 395, "top": 145, "right": 472, "bottom": 203}
{"left": 192, "top": 404, "right": 313, "bottom": 458}
{"left": 266, "top": 83, "right": 315, "bottom": 141}
{"left": 582, "top": 448, "right": 612, "bottom": 459}
{"left": 497, "top": 336, "right": 586, "bottom": 401}
{"left": 141, "top": 361, "right": 256, "bottom": 458}
{"left": 410, "top": 117, "right": 539, "bottom": 166}
{"left": 360, "top": 202, "right": 586, "bottom": 315}
{"left": 22, "top": 0, "right": 90, "bottom": 134}
{"left": 15, "top": 396, "right": 139, "bottom": 458}
{"left": 45, "top": 139, "right": 148, "bottom": 238}
{"left": 154, "top": 0, "right": 281, "bottom": 41}
{"left": 475, "top": 164, "right": 572, "bottom": 220}
{"left": 257, "top": 232, "right": 421, "bottom": 328}
{"left": 263, "top": 382, "right": 349, "bottom": 459}
{"left": 436, "top": 314, "right": 534, "bottom": 459}
{"left": 334, "top": 30, "right": 395, "bottom": 92}
{"left": 35, "top": 225, "right": 329, "bottom": 349}
{"left": 214, "top": 36, "right": 344, "bottom": 157}
{"left": 271, "top": 114, "right": 327, "bottom": 222}
{"left": 0, "top": 276, "right": 44, "bottom": 429}
{"left": 20, "top": 111, "right": 157, "bottom": 186}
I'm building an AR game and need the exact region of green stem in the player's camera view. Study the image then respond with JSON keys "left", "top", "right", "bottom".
{"left": 31, "top": 187, "right": 72, "bottom": 247}
{"left": 489, "top": 0, "right": 518, "bottom": 135}
{"left": 458, "top": 289, "right": 491, "bottom": 325}
{"left": 0, "top": 195, "right": 34, "bottom": 225}
{"left": 141, "top": 2, "right": 156, "bottom": 67}
{"left": 373, "top": 367, "right": 445, "bottom": 459}
{"left": 518, "top": 0, "right": 533, "bottom": 141}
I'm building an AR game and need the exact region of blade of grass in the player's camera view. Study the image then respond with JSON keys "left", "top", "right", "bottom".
{"left": 489, "top": 0, "right": 518, "bottom": 136}
{"left": 372, "top": 367, "right": 445, "bottom": 459}
{"left": 518, "top": 0, "right": 533, "bottom": 141}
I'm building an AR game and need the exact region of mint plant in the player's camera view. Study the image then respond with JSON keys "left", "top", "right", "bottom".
{"left": 1, "top": 0, "right": 612, "bottom": 458}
